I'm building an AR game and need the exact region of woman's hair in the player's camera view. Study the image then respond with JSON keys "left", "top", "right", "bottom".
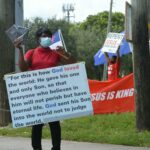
{"left": 35, "top": 27, "right": 52, "bottom": 40}
{"left": 112, "top": 55, "right": 117, "bottom": 60}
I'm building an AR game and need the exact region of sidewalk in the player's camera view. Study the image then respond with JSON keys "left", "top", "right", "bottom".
{"left": 0, "top": 136, "right": 150, "bottom": 150}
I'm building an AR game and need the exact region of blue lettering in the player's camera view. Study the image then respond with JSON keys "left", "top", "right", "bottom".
{"left": 52, "top": 67, "right": 63, "bottom": 73}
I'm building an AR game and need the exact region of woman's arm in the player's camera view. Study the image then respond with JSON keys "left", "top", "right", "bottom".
{"left": 104, "top": 52, "right": 110, "bottom": 63}
{"left": 116, "top": 47, "right": 120, "bottom": 63}
{"left": 14, "top": 40, "right": 29, "bottom": 71}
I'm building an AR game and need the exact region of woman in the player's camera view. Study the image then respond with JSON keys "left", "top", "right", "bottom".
{"left": 14, "top": 27, "right": 76, "bottom": 150}
{"left": 104, "top": 49, "right": 120, "bottom": 81}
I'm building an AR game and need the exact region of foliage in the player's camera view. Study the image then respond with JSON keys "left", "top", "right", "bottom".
{"left": 120, "top": 53, "right": 133, "bottom": 77}
{"left": 74, "top": 11, "right": 126, "bottom": 79}
{"left": 1, "top": 113, "right": 150, "bottom": 147}
{"left": 24, "top": 17, "right": 45, "bottom": 49}
{"left": 69, "top": 26, "right": 104, "bottom": 79}
{"left": 24, "top": 17, "right": 76, "bottom": 55}
{"left": 80, "top": 11, "right": 124, "bottom": 34}
{"left": 23, "top": 11, "right": 132, "bottom": 80}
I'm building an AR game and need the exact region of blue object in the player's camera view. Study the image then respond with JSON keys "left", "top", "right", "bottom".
{"left": 50, "top": 30, "right": 63, "bottom": 49}
{"left": 94, "top": 38, "right": 132, "bottom": 65}
{"left": 51, "top": 31, "right": 60, "bottom": 43}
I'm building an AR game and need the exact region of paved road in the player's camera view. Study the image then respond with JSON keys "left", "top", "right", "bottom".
{"left": 0, "top": 136, "right": 150, "bottom": 150}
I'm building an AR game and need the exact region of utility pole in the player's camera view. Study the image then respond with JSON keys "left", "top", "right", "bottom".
{"left": 0, "top": 0, "right": 15, "bottom": 126}
{"left": 103, "top": 0, "right": 113, "bottom": 80}
{"left": 147, "top": 0, "right": 150, "bottom": 51}
{"left": 62, "top": 3, "right": 75, "bottom": 22}
{"left": 107, "top": 0, "right": 113, "bottom": 34}
{"left": 131, "top": 0, "right": 150, "bottom": 131}
{"left": 15, "top": 0, "right": 24, "bottom": 72}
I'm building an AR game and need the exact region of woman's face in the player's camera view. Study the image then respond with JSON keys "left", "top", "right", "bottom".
{"left": 39, "top": 33, "right": 52, "bottom": 48}
{"left": 110, "top": 56, "right": 117, "bottom": 63}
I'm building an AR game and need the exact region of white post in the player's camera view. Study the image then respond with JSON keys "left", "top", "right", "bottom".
{"left": 58, "top": 29, "right": 68, "bottom": 52}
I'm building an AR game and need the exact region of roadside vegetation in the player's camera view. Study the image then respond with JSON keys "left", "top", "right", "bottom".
{"left": 23, "top": 11, "right": 132, "bottom": 80}
{"left": 1, "top": 112, "right": 150, "bottom": 147}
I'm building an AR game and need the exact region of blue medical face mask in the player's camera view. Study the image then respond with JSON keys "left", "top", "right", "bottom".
{"left": 40, "top": 37, "right": 51, "bottom": 48}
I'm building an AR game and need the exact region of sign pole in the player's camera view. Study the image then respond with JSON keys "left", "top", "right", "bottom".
{"left": 103, "top": 0, "right": 113, "bottom": 80}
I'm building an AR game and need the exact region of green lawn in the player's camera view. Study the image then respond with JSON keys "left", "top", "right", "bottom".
{"left": 0, "top": 112, "right": 150, "bottom": 147}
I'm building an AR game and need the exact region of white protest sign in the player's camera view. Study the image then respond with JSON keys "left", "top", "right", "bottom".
{"left": 5, "top": 62, "right": 93, "bottom": 128}
{"left": 101, "top": 32, "right": 124, "bottom": 53}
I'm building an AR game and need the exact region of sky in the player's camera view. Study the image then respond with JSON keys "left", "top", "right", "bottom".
{"left": 24, "top": 0, "right": 131, "bottom": 22}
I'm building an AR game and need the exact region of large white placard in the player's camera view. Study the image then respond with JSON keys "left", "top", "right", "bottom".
{"left": 5, "top": 62, "right": 93, "bottom": 128}
{"left": 101, "top": 32, "right": 124, "bottom": 53}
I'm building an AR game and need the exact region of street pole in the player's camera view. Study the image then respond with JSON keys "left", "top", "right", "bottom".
{"left": 0, "top": 0, "right": 15, "bottom": 126}
{"left": 107, "top": 0, "right": 113, "bottom": 34}
{"left": 103, "top": 0, "right": 113, "bottom": 80}
{"left": 131, "top": 0, "right": 150, "bottom": 130}
{"left": 147, "top": 0, "right": 150, "bottom": 53}
{"left": 15, "top": 0, "right": 24, "bottom": 72}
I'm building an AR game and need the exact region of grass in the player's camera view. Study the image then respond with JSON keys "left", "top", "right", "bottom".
{"left": 1, "top": 112, "right": 150, "bottom": 147}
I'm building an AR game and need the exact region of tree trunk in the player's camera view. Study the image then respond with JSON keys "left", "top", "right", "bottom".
{"left": 132, "top": 0, "right": 150, "bottom": 130}
{"left": 0, "top": 0, "right": 15, "bottom": 126}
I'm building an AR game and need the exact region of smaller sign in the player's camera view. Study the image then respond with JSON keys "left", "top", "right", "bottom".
{"left": 5, "top": 24, "right": 29, "bottom": 44}
{"left": 101, "top": 32, "right": 124, "bottom": 53}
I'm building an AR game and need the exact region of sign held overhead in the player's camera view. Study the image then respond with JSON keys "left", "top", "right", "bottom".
{"left": 101, "top": 32, "right": 124, "bottom": 53}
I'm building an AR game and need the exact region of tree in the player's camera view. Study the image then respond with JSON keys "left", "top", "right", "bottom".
{"left": 71, "top": 11, "right": 126, "bottom": 79}
{"left": 0, "top": 0, "right": 15, "bottom": 126}
{"left": 132, "top": 0, "right": 150, "bottom": 131}
{"left": 24, "top": 17, "right": 45, "bottom": 49}
{"left": 120, "top": 54, "right": 133, "bottom": 77}
{"left": 69, "top": 26, "right": 104, "bottom": 79}
{"left": 24, "top": 17, "right": 76, "bottom": 55}
{"left": 80, "top": 11, "right": 124, "bottom": 34}
{"left": 24, "top": 11, "right": 128, "bottom": 80}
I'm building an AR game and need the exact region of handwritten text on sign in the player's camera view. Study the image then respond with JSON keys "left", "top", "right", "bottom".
{"left": 5, "top": 62, "right": 93, "bottom": 128}
{"left": 101, "top": 32, "right": 124, "bottom": 53}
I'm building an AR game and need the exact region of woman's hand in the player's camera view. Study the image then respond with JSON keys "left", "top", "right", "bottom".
{"left": 55, "top": 46, "right": 76, "bottom": 64}
{"left": 56, "top": 46, "right": 72, "bottom": 59}
{"left": 13, "top": 38, "right": 23, "bottom": 50}
{"left": 56, "top": 46, "right": 65, "bottom": 55}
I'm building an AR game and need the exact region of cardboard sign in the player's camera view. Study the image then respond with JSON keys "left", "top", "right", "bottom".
{"left": 5, "top": 24, "right": 28, "bottom": 44}
{"left": 5, "top": 62, "right": 93, "bottom": 128}
{"left": 101, "top": 32, "right": 124, "bottom": 53}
